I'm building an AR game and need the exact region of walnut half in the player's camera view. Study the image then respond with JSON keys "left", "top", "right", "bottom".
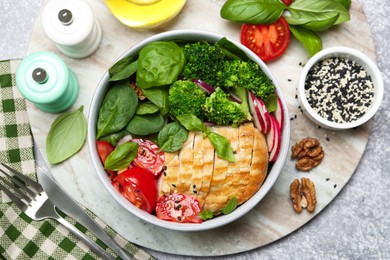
{"left": 290, "top": 177, "right": 317, "bottom": 213}
{"left": 291, "top": 137, "right": 324, "bottom": 171}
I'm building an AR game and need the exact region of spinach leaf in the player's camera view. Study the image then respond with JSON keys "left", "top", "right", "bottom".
{"left": 142, "top": 86, "right": 169, "bottom": 116}
{"left": 96, "top": 82, "right": 138, "bottom": 139}
{"left": 220, "top": 0, "right": 285, "bottom": 25}
{"left": 46, "top": 106, "right": 87, "bottom": 164}
{"left": 136, "top": 101, "right": 160, "bottom": 115}
{"left": 264, "top": 93, "right": 278, "bottom": 113}
{"left": 157, "top": 122, "right": 189, "bottom": 152}
{"left": 108, "top": 55, "right": 137, "bottom": 82}
{"left": 136, "top": 41, "right": 185, "bottom": 89}
{"left": 176, "top": 114, "right": 207, "bottom": 132}
{"left": 126, "top": 114, "right": 165, "bottom": 135}
{"left": 216, "top": 37, "right": 249, "bottom": 61}
{"left": 221, "top": 196, "right": 237, "bottom": 215}
{"left": 289, "top": 25, "right": 322, "bottom": 57}
{"left": 104, "top": 141, "right": 139, "bottom": 171}
{"left": 288, "top": 0, "right": 350, "bottom": 26}
{"left": 99, "top": 130, "right": 129, "bottom": 146}
{"left": 208, "top": 132, "right": 235, "bottom": 163}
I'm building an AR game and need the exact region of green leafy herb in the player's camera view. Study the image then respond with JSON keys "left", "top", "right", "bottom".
{"left": 221, "top": 196, "right": 237, "bottom": 215}
{"left": 208, "top": 132, "right": 236, "bottom": 163}
{"left": 136, "top": 101, "right": 160, "bottom": 115}
{"left": 104, "top": 141, "right": 139, "bottom": 171}
{"left": 220, "top": 0, "right": 285, "bottom": 25}
{"left": 157, "top": 122, "right": 189, "bottom": 153}
{"left": 108, "top": 55, "right": 137, "bottom": 82}
{"left": 136, "top": 41, "right": 185, "bottom": 89}
{"left": 199, "top": 210, "right": 214, "bottom": 221}
{"left": 264, "top": 93, "right": 278, "bottom": 113}
{"left": 289, "top": 25, "right": 322, "bottom": 57}
{"left": 142, "top": 86, "right": 170, "bottom": 116}
{"left": 126, "top": 114, "right": 165, "bottom": 136}
{"left": 99, "top": 130, "right": 129, "bottom": 146}
{"left": 96, "top": 82, "right": 138, "bottom": 139}
{"left": 176, "top": 114, "right": 207, "bottom": 132}
{"left": 215, "top": 37, "right": 249, "bottom": 61}
{"left": 46, "top": 106, "right": 87, "bottom": 164}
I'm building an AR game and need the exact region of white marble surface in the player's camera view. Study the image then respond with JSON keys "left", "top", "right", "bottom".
{"left": 1, "top": 0, "right": 389, "bottom": 259}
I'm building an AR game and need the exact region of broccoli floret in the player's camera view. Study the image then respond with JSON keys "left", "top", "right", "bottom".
{"left": 181, "top": 42, "right": 227, "bottom": 88}
{"left": 203, "top": 87, "right": 247, "bottom": 126}
{"left": 168, "top": 80, "right": 207, "bottom": 119}
{"left": 222, "top": 59, "right": 276, "bottom": 100}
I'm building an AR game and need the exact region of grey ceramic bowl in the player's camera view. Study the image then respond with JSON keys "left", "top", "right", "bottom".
{"left": 87, "top": 30, "right": 290, "bottom": 231}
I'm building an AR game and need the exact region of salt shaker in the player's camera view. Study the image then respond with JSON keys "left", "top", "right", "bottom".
{"left": 41, "top": 0, "right": 102, "bottom": 58}
{"left": 16, "top": 51, "right": 79, "bottom": 113}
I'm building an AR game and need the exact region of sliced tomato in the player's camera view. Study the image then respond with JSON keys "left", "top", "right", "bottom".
{"left": 132, "top": 139, "right": 165, "bottom": 177}
{"left": 240, "top": 17, "right": 290, "bottom": 62}
{"left": 96, "top": 141, "right": 117, "bottom": 180}
{"left": 156, "top": 193, "right": 202, "bottom": 223}
{"left": 282, "top": 0, "right": 293, "bottom": 5}
{"left": 112, "top": 167, "right": 157, "bottom": 213}
{"left": 96, "top": 141, "right": 115, "bottom": 163}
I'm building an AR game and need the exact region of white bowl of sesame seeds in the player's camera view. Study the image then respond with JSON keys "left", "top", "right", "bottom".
{"left": 298, "top": 47, "right": 384, "bottom": 130}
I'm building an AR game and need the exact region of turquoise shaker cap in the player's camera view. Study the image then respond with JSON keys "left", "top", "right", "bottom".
{"left": 16, "top": 51, "right": 79, "bottom": 113}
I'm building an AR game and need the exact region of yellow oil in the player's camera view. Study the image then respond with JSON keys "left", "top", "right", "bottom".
{"left": 105, "top": 0, "right": 187, "bottom": 28}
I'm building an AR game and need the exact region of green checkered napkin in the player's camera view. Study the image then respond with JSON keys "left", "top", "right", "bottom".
{"left": 0, "top": 60, "right": 154, "bottom": 260}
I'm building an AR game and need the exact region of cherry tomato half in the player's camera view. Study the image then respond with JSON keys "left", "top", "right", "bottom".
{"left": 112, "top": 167, "right": 157, "bottom": 213}
{"left": 156, "top": 193, "right": 202, "bottom": 223}
{"left": 132, "top": 139, "right": 165, "bottom": 177}
{"left": 96, "top": 141, "right": 117, "bottom": 180}
{"left": 282, "top": 0, "right": 293, "bottom": 5}
{"left": 240, "top": 17, "right": 290, "bottom": 62}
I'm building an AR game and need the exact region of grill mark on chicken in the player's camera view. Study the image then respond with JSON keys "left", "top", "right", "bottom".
{"left": 175, "top": 132, "right": 195, "bottom": 193}
{"left": 158, "top": 122, "right": 268, "bottom": 213}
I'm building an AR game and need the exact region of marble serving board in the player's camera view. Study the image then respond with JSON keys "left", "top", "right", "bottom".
{"left": 26, "top": 0, "right": 375, "bottom": 256}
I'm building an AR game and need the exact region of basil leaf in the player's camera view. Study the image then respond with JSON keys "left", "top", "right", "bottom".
{"left": 46, "top": 106, "right": 87, "bottom": 164}
{"left": 289, "top": 25, "right": 322, "bottom": 57}
{"left": 264, "top": 93, "right": 278, "bottom": 113}
{"left": 136, "top": 101, "right": 160, "bottom": 115}
{"left": 221, "top": 196, "right": 237, "bottom": 215}
{"left": 126, "top": 114, "right": 165, "bottom": 135}
{"left": 176, "top": 114, "right": 207, "bottom": 132}
{"left": 220, "top": 0, "right": 285, "bottom": 24}
{"left": 288, "top": 0, "right": 350, "bottom": 26}
{"left": 97, "top": 82, "right": 138, "bottom": 139}
{"left": 104, "top": 141, "right": 139, "bottom": 171}
{"left": 336, "top": 0, "right": 351, "bottom": 10}
{"left": 99, "top": 130, "right": 129, "bottom": 146}
{"left": 137, "top": 41, "right": 185, "bottom": 89}
{"left": 109, "top": 55, "right": 137, "bottom": 81}
{"left": 216, "top": 37, "right": 249, "bottom": 61}
{"left": 142, "top": 86, "right": 169, "bottom": 116}
{"left": 208, "top": 132, "right": 235, "bottom": 163}
{"left": 286, "top": 11, "right": 340, "bottom": 31}
{"left": 109, "top": 60, "right": 138, "bottom": 82}
{"left": 157, "top": 122, "right": 189, "bottom": 152}
{"left": 199, "top": 210, "right": 214, "bottom": 220}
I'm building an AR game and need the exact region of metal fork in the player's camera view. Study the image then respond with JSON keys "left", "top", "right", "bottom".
{"left": 0, "top": 163, "right": 114, "bottom": 260}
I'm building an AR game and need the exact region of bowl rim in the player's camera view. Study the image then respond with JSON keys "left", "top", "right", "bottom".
{"left": 298, "top": 46, "right": 384, "bottom": 130}
{"left": 87, "top": 29, "right": 290, "bottom": 231}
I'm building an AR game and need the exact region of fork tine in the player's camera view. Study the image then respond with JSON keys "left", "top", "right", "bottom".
{"left": 0, "top": 174, "right": 32, "bottom": 203}
{"left": 0, "top": 163, "right": 43, "bottom": 192}
{"left": 0, "top": 179, "right": 28, "bottom": 211}
{"left": 0, "top": 168, "right": 37, "bottom": 198}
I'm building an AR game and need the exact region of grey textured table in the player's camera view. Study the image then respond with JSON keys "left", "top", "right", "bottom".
{"left": 1, "top": 1, "right": 389, "bottom": 259}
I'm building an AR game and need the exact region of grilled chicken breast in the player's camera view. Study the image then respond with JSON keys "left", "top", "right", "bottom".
{"left": 158, "top": 122, "right": 268, "bottom": 213}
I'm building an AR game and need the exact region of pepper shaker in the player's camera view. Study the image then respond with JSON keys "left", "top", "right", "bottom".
{"left": 41, "top": 0, "right": 102, "bottom": 58}
{"left": 16, "top": 51, "right": 79, "bottom": 113}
